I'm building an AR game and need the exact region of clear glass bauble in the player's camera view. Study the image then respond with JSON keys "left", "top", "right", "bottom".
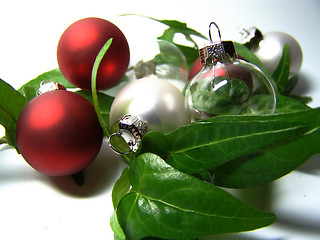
{"left": 185, "top": 59, "right": 277, "bottom": 121}
{"left": 105, "top": 39, "right": 189, "bottom": 97}
{"left": 132, "top": 39, "right": 189, "bottom": 92}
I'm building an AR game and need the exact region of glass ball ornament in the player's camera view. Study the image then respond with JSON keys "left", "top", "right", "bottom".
{"left": 108, "top": 75, "right": 190, "bottom": 154}
{"left": 185, "top": 22, "right": 277, "bottom": 122}
{"left": 239, "top": 27, "right": 303, "bottom": 76}
{"left": 132, "top": 39, "right": 189, "bottom": 92}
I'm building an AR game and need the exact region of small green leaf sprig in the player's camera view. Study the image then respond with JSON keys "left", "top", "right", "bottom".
{"left": 0, "top": 16, "right": 318, "bottom": 240}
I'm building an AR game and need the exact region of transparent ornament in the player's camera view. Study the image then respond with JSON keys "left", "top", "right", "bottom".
{"left": 185, "top": 22, "right": 277, "bottom": 122}
{"left": 133, "top": 39, "right": 189, "bottom": 92}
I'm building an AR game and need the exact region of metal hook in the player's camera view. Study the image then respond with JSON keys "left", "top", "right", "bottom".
{"left": 209, "top": 22, "right": 222, "bottom": 43}
{"left": 108, "top": 132, "right": 134, "bottom": 155}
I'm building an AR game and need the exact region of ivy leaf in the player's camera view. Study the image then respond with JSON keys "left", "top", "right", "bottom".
{"left": 18, "top": 68, "right": 76, "bottom": 94}
{"left": 110, "top": 212, "right": 126, "bottom": 240}
{"left": 138, "top": 108, "right": 320, "bottom": 188}
{"left": 272, "top": 43, "right": 290, "bottom": 94}
{"left": 111, "top": 167, "right": 131, "bottom": 209}
{"left": 0, "top": 78, "right": 26, "bottom": 148}
{"left": 116, "top": 153, "right": 275, "bottom": 240}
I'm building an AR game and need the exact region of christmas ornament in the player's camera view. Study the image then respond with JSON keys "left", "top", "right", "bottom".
{"left": 239, "top": 27, "right": 303, "bottom": 76}
{"left": 37, "top": 80, "right": 66, "bottom": 95}
{"left": 16, "top": 90, "right": 103, "bottom": 176}
{"left": 185, "top": 22, "right": 276, "bottom": 121}
{"left": 132, "top": 39, "right": 189, "bottom": 92}
{"left": 188, "top": 56, "right": 202, "bottom": 80}
{"left": 108, "top": 75, "right": 189, "bottom": 154}
{"left": 57, "top": 17, "right": 130, "bottom": 90}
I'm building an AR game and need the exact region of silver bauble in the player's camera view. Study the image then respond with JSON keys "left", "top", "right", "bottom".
{"left": 109, "top": 75, "right": 190, "bottom": 134}
{"left": 253, "top": 31, "right": 303, "bottom": 75}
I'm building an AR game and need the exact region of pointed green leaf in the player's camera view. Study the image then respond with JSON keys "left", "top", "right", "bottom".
{"left": 272, "top": 43, "right": 290, "bottom": 94}
{"left": 138, "top": 108, "right": 320, "bottom": 188}
{"left": 275, "top": 95, "right": 310, "bottom": 113}
{"left": 122, "top": 14, "right": 207, "bottom": 69}
{"left": 117, "top": 153, "right": 275, "bottom": 240}
{"left": 213, "top": 125, "right": 320, "bottom": 188}
{"left": 139, "top": 119, "right": 306, "bottom": 175}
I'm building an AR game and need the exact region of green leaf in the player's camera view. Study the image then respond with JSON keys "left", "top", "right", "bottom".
{"left": 190, "top": 77, "right": 251, "bottom": 115}
{"left": 0, "top": 78, "right": 26, "bottom": 147}
{"left": 241, "top": 94, "right": 277, "bottom": 115}
{"left": 76, "top": 90, "right": 114, "bottom": 129}
{"left": 117, "top": 153, "right": 275, "bottom": 240}
{"left": 110, "top": 212, "right": 126, "bottom": 240}
{"left": 112, "top": 167, "right": 131, "bottom": 209}
{"left": 210, "top": 108, "right": 320, "bottom": 188}
{"left": 272, "top": 43, "right": 290, "bottom": 94}
{"left": 213, "top": 125, "right": 320, "bottom": 188}
{"left": 138, "top": 108, "right": 320, "bottom": 188}
{"left": 139, "top": 116, "right": 305, "bottom": 175}
{"left": 18, "top": 68, "right": 76, "bottom": 93}
{"left": 283, "top": 75, "right": 298, "bottom": 95}
{"left": 129, "top": 15, "right": 207, "bottom": 43}
{"left": 122, "top": 14, "right": 207, "bottom": 69}
{"left": 275, "top": 95, "right": 310, "bottom": 113}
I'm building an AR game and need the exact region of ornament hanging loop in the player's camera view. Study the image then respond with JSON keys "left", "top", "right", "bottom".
{"left": 108, "top": 132, "right": 134, "bottom": 155}
{"left": 107, "top": 114, "right": 148, "bottom": 155}
{"left": 209, "top": 22, "right": 222, "bottom": 43}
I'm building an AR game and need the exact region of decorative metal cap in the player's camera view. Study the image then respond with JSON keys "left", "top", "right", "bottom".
{"left": 37, "top": 80, "right": 66, "bottom": 95}
{"left": 199, "top": 41, "right": 237, "bottom": 65}
{"left": 238, "top": 26, "right": 263, "bottom": 50}
{"left": 108, "top": 114, "right": 148, "bottom": 154}
{"left": 199, "top": 22, "right": 237, "bottom": 65}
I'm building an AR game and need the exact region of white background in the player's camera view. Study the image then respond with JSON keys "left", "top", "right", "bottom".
{"left": 0, "top": 0, "right": 320, "bottom": 239}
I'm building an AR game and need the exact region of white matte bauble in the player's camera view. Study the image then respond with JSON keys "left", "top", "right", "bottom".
{"left": 253, "top": 31, "right": 303, "bottom": 75}
{"left": 109, "top": 75, "right": 190, "bottom": 134}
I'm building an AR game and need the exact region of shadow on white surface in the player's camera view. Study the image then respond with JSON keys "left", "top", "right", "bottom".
{"left": 49, "top": 138, "right": 128, "bottom": 197}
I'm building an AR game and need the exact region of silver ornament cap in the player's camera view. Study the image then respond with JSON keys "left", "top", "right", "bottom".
{"left": 108, "top": 114, "right": 148, "bottom": 154}
{"left": 238, "top": 26, "right": 263, "bottom": 50}
{"left": 199, "top": 40, "right": 237, "bottom": 65}
{"left": 37, "top": 80, "right": 66, "bottom": 95}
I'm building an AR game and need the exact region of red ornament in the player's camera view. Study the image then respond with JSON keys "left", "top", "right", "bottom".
{"left": 188, "top": 57, "right": 202, "bottom": 80}
{"left": 57, "top": 17, "right": 130, "bottom": 90}
{"left": 16, "top": 91, "right": 103, "bottom": 176}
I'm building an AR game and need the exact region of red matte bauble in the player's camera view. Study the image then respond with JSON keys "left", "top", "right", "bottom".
{"left": 16, "top": 90, "right": 103, "bottom": 176}
{"left": 188, "top": 57, "right": 202, "bottom": 80}
{"left": 57, "top": 17, "right": 130, "bottom": 90}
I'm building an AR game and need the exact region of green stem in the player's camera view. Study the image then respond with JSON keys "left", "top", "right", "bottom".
{"left": 91, "top": 38, "right": 113, "bottom": 137}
